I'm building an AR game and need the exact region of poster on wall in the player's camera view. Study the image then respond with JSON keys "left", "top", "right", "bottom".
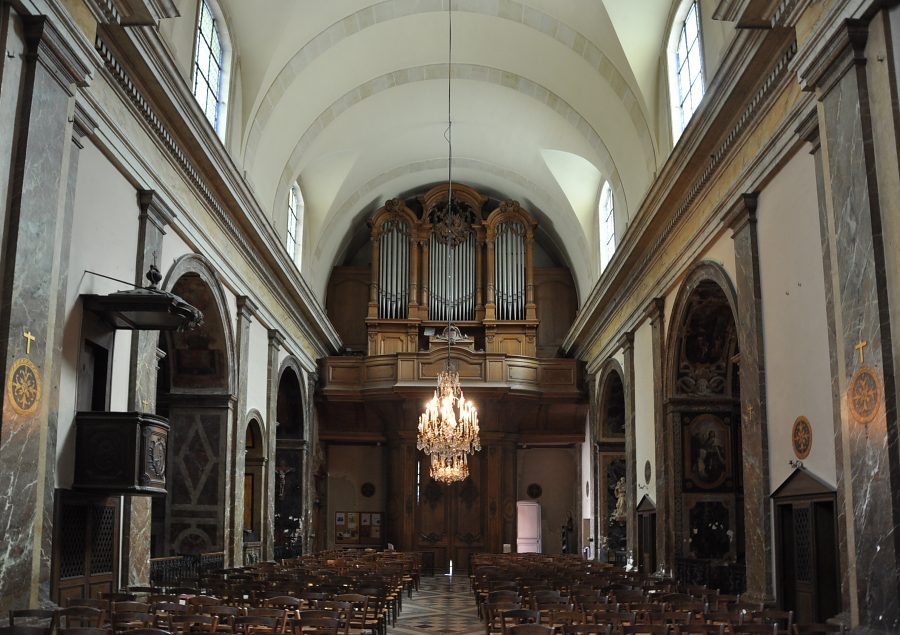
{"left": 334, "top": 511, "right": 383, "bottom": 545}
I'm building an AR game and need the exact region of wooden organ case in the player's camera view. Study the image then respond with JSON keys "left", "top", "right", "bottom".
{"left": 366, "top": 184, "right": 539, "bottom": 356}
{"left": 320, "top": 184, "right": 584, "bottom": 568}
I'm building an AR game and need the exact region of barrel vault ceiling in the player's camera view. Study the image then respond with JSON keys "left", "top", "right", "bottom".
{"left": 217, "top": 0, "right": 684, "bottom": 302}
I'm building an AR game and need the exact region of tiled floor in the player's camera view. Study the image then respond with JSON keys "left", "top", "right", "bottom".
{"left": 393, "top": 574, "right": 483, "bottom": 635}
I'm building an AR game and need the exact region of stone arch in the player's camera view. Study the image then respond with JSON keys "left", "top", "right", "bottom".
{"left": 161, "top": 253, "right": 236, "bottom": 395}
{"left": 663, "top": 261, "right": 745, "bottom": 592}
{"left": 152, "top": 253, "right": 237, "bottom": 557}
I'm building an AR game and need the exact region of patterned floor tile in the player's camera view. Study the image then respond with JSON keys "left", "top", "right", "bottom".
{"left": 394, "top": 575, "right": 483, "bottom": 635}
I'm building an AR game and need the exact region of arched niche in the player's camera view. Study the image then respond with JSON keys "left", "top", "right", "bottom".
{"left": 243, "top": 412, "right": 266, "bottom": 545}
{"left": 273, "top": 359, "right": 305, "bottom": 558}
{"left": 664, "top": 262, "right": 744, "bottom": 591}
{"left": 594, "top": 359, "right": 627, "bottom": 560}
{"left": 152, "top": 254, "right": 236, "bottom": 557}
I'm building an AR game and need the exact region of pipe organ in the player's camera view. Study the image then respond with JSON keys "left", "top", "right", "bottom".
{"left": 366, "top": 184, "right": 539, "bottom": 357}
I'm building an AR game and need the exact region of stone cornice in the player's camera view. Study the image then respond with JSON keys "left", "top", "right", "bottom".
{"left": 563, "top": 26, "right": 797, "bottom": 360}
{"left": 797, "top": 19, "right": 868, "bottom": 94}
{"left": 235, "top": 296, "right": 259, "bottom": 321}
{"left": 93, "top": 30, "right": 341, "bottom": 358}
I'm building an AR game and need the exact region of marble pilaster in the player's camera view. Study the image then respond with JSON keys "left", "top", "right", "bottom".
{"left": 123, "top": 189, "right": 174, "bottom": 586}
{"left": 646, "top": 298, "right": 670, "bottom": 574}
{"left": 620, "top": 332, "right": 637, "bottom": 562}
{"left": 800, "top": 19, "right": 900, "bottom": 631}
{"left": 0, "top": 14, "right": 90, "bottom": 612}
{"left": 263, "top": 329, "right": 284, "bottom": 560}
{"left": 228, "top": 296, "right": 257, "bottom": 566}
{"left": 725, "top": 194, "right": 772, "bottom": 603}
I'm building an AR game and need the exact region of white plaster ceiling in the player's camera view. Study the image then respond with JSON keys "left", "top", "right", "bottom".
{"left": 221, "top": 0, "right": 683, "bottom": 303}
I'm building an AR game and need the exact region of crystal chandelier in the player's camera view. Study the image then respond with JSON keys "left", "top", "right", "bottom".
{"left": 416, "top": 1, "right": 480, "bottom": 484}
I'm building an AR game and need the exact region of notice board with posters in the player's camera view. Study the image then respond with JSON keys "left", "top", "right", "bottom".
{"left": 334, "top": 511, "right": 383, "bottom": 545}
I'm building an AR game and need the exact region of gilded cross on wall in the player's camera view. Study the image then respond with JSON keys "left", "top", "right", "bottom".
{"left": 855, "top": 340, "right": 868, "bottom": 365}
{"left": 23, "top": 330, "right": 35, "bottom": 355}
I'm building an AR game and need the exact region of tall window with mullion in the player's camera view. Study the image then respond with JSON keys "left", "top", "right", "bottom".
{"left": 193, "top": 0, "right": 224, "bottom": 130}
{"left": 287, "top": 184, "right": 304, "bottom": 267}
{"left": 599, "top": 182, "right": 616, "bottom": 273}
{"left": 671, "top": 1, "right": 704, "bottom": 139}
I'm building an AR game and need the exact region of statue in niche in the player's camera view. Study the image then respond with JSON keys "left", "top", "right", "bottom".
{"left": 611, "top": 477, "right": 627, "bottom": 523}
{"left": 275, "top": 464, "right": 295, "bottom": 500}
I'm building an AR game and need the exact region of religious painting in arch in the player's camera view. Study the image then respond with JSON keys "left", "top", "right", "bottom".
{"left": 274, "top": 365, "right": 304, "bottom": 558}
{"left": 595, "top": 363, "right": 626, "bottom": 562}
{"left": 667, "top": 273, "right": 745, "bottom": 592}
{"left": 152, "top": 268, "right": 234, "bottom": 557}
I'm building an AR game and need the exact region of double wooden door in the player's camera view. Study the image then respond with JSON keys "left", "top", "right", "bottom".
{"left": 54, "top": 494, "right": 120, "bottom": 604}
{"left": 414, "top": 453, "right": 485, "bottom": 574}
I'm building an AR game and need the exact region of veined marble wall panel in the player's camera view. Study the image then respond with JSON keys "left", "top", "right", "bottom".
{"left": 757, "top": 150, "right": 836, "bottom": 490}
{"left": 57, "top": 140, "right": 139, "bottom": 487}
{"left": 633, "top": 320, "right": 656, "bottom": 502}
{"left": 581, "top": 420, "right": 593, "bottom": 522}
{"left": 245, "top": 318, "right": 269, "bottom": 419}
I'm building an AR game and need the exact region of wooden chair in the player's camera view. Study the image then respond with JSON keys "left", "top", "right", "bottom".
{"left": 233, "top": 616, "right": 281, "bottom": 635}
{"left": 57, "top": 606, "right": 105, "bottom": 629}
{"left": 187, "top": 598, "right": 222, "bottom": 615}
{"left": 245, "top": 608, "right": 288, "bottom": 634}
{"left": 790, "top": 625, "right": 847, "bottom": 634}
{"left": 204, "top": 607, "right": 241, "bottom": 633}
{"left": 731, "top": 626, "right": 777, "bottom": 635}
{"left": 621, "top": 625, "right": 672, "bottom": 635}
{"left": 563, "top": 626, "right": 611, "bottom": 635}
{"left": 169, "top": 615, "right": 218, "bottom": 634}
{"left": 747, "top": 610, "right": 793, "bottom": 635}
{"left": 7, "top": 610, "right": 56, "bottom": 630}
{"left": 661, "top": 611, "right": 693, "bottom": 626}
{"left": 289, "top": 617, "right": 339, "bottom": 635}
{"left": 57, "top": 628, "right": 112, "bottom": 635}
{"left": 101, "top": 593, "right": 137, "bottom": 603}
{"left": 0, "top": 627, "right": 52, "bottom": 635}
{"left": 507, "top": 626, "right": 554, "bottom": 635}
{"left": 499, "top": 609, "right": 541, "bottom": 635}
{"left": 111, "top": 611, "right": 155, "bottom": 632}
{"left": 120, "top": 629, "right": 170, "bottom": 635}
{"left": 675, "top": 626, "right": 725, "bottom": 635}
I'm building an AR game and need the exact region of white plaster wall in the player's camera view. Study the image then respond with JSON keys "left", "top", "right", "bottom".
{"left": 326, "top": 444, "right": 386, "bottom": 548}
{"left": 245, "top": 318, "right": 269, "bottom": 422}
{"left": 701, "top": 231, "right": 737, "bottom": 285}
{"left": 633, "top": 320, "right": 656, "bottom": 501}
{"left": 699, "top": 0, "right": 734, "bottom": 81}
{"left": 57, "top": 140, "right": 139, "bottom": 487}
{"left": 757, "top": 150, "right": 836, "bottom": 490}
{"left": 518, "top": 447, "right": 578, "bottom": 554}
{"left": 160, "top": 228, "right": 193, "bottom": 281}
{"left": 158, "top": 0, "right": 199, "bottom": 83}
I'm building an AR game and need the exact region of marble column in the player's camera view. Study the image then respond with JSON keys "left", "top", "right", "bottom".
{"left": 800, "top": 19, "right": 900, "bottom": 631}
{"left": 302, "top": 371, "right": 318, "bottom": 553}
{"left": 646, "top": 298, "right": 670, "bottom": 575}
{"left": 227, "top": 296, "right": 257, "bottom": 566}
{"left": 620, "top": 332, "right": 637, "bottom": 562}
{"left": 724, "top": 194, "right": 772, "bottom": 603}
{"left": 122, "top": 190, "right": 175, "bottom": 587}
{"left": 0, "top": 14, "right": 90, "bottom": 612}
{"left": 263, "top": 329, "right": 284, "bottom": 561}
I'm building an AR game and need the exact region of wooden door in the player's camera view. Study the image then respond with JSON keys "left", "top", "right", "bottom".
{"left": 415, "top": 453, "right": 485, "bottom": 574}
{"left": 638, "top": 511, "right": 656, "bottom": 573}
{"left": 54, "top": 494, "right": 120, "bottom": 604}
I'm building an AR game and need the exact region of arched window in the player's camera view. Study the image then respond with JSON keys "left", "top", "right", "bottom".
{"left": 599, "top": 182, "right": 616, "bottom": 273}
{"left": 287, "top": 184, "right": 304, "bottom": 267}
{"left": 192, "top": 0, "right": 230, "bottom": 135}
{"left": 669, "top": 0, "right": 705, "bottom": 141}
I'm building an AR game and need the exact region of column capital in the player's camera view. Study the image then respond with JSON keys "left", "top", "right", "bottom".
{"left": 268, "top": 328, "right": 286, "bottom": 349}
{"left": 22, "top": 16, "right": 92, "bottom": 93}
{"left": 236, "top": 295, "right": 259, "bottom": 321}
{"left": 642, "top": 297, "right": 666, "bottom": 324}
{"left": 615, "top": 330, "right": 635, "bottom": 352}
{"left": 798, "top": 19, "right": 868, "bottom": 95}
{"left": 137, "top": 189, "right": 176, "bottom": 233}
{"left": 723, "top": 193, "right": 759, "bottom": 235}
